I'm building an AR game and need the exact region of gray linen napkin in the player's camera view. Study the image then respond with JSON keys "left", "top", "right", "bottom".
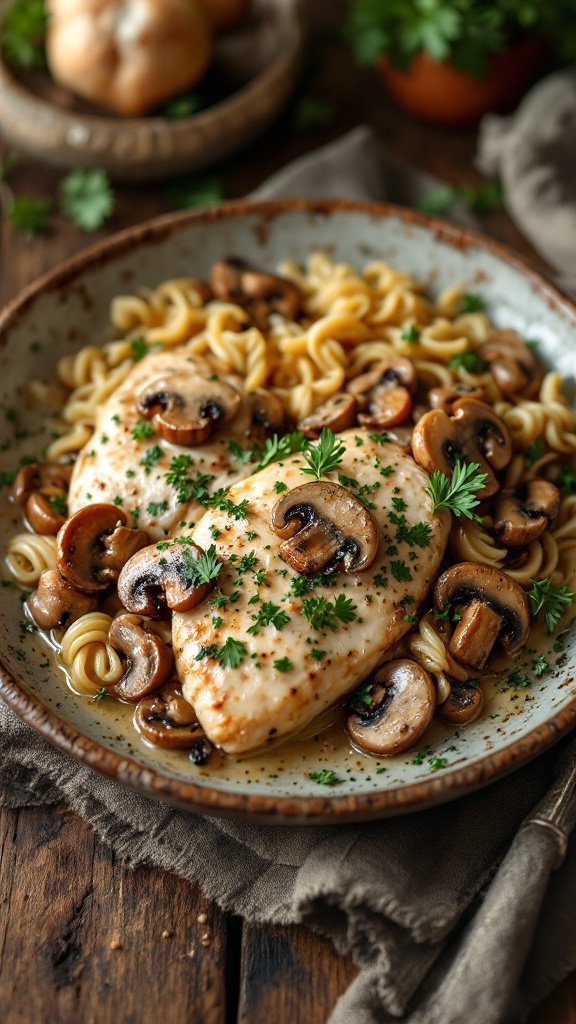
{"left": 477, "top": 68, "right": 576, "bottom": 292}
{"left": 2, "top": 125, "right": 576, "bottom": 1024}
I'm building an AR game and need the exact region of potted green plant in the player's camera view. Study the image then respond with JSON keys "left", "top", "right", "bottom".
{"left": 344, "top": 0, "right": 576, "bottom": 126}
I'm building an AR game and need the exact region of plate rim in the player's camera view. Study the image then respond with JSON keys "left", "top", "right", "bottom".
{"left": 2, "top": 195, "right": 576, "bottom": 823}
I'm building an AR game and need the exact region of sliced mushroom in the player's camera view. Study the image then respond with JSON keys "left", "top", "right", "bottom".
{"left": 271, "top": 481, "right": 379, "bottom": 575}
{"left": 346, "top": 660, "right": 435, "bottom": 756}
{"left": 137, "top": 371, "right": 241, "bottom": 446}
{"left": 346, "top": 358, "right": 416, "bottom": 428}
{"left": 209, "top": 258, "right": 301, "bottom": 327}
{"left": 412, "top": 398, "right": 512, "bottom": 498}
{"left": 436, "top": 683, "right": 484, "bottom": 725}
{"left": 11, "top": 461, "right": 72, "bottom": 506}
{"left": 134, "top": 681, "right": 209, "bottom": 751}
{"left": 25, "top": 493, "right": 67, "bottom": 535}
{"left": 434, "top": 562, "right": 530, "bottom": 670}
{"left": 428, "top": 384, "right": 486, "bottom": 415}
{"left": 57, "top": 505, "right": 150, "bottom": 593}
{"left": 249, "top": 389, "right": 289, "bottom": 435}
{"left": 299, "top": 393, "right": 358, "bottom": 438}
{"left": 478, "top": 330, "right": 540, "bottom": 398}
{"left": 28, "top": 569, "right": 98, "bottom": 630}
{"left": 108, "top": 614, "right": 174, "bottom": 702}
{"left": 118, "top": 541, "right": 217, "bottom": 617}
{"left": 494, "top": 480, "right": 560, "bottom": 547}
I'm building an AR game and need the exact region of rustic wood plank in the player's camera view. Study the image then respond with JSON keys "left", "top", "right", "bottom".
{"left": 237, "top": 921, "right": 357, "bottom": 1024}
{"left": 0, "top": 804, "right": 229, "bottom": 1024}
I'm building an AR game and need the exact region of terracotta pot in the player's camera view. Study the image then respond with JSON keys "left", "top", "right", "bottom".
{"left": 377, "top": 38, "right": 547, "bottom": 127}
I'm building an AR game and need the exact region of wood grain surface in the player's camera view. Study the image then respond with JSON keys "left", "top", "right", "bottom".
{"left": 1, "top": 1, "right": 575, "bottom": 1021}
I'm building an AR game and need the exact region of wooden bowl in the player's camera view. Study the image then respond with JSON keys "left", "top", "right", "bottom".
{"left": 0, "top": 0, "right": 304, "bottom": 181}
{"left": 0, "top": 199, "right": 575, "bottom": 822}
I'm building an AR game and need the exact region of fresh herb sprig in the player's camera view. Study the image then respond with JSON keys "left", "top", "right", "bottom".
{"left": 302, "top": 428, "right": 346, "bottom": 481}
{"left": 59, "top": 168, "right": 115, "bottom": 231}
{"left": 527, "top": 577, "right": 576, "bottom": 634}
{"left": 426, "top": 460, "right": 487, "bottom": 520}
{"left": 181, "top": 544, "right": 222, "bottom": 588}
{"left": 255, "top": 431, "right": 307, "bottom": 472}
{"left": 1, "top": 0, "right": 47, "bottom": 68}
{"left": 301, "top": 594, "right": 357, "bottom": 632}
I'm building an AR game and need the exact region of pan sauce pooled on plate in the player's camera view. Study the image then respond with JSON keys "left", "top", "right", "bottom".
{"left": 7, "top": 253, "right": 576, "bottom": 771}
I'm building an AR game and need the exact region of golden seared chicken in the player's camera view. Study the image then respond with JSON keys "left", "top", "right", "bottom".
{"left": 68, "top": 351, "right": 286, "bottom": 539}
{"left": 171, "top": 430, "right": 450, "bottom": 755}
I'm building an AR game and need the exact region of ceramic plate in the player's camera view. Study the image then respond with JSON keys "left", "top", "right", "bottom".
{"left": 1, "top": 199, "right": 575, "bottom": 823}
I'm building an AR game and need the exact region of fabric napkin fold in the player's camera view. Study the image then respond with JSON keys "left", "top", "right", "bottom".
{"left": 2, "top": 123, "right": 576, "bottom": 1024}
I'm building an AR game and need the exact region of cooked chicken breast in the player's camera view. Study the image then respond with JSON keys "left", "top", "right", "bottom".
{"left": 68, "top": 351, "right": 266, "bottom": 539}
{"left": 173, "top": 430, "right": 450, "bottom": 755}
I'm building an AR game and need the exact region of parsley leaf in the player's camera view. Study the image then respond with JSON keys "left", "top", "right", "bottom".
{"left": 301, "top": 594, "right": 357, "bottom": 632}
{"left": 302, "top": 428, "right": 346, "bottom": 481}
{"left": 9, "top": 196, "right": 51, "bottom": 236}
{"left": 215, "top": 637, "right": 247, "bottom": 669}
{"left": 460, "top": 293, "right": 484, "bottom": 314}
{"left": 91, "top": 687, "right": 109, "bottom": 703}
{"left": 248, "top": 601, "right": 290, "bottom": 636}
{"left": 132, "top": 418, "right": 156, "bottom": 441}
{"left": 274, "top": 657, "right": 294, "bottom": 673}
{"left": 350, "top": 682, "right": 373, "bottom": 709}
{"left": 525, "top": 439, "right": 544, "bottom": 467}
{"left": 255, "top": 431, "right": 306, "bottom": 471}
{"left": 130, "top": 336, "right": 149, "bottom": 362}
{"left": 140, "top": 445, "right": 163, "bottom": 475}
{"left": 48, "top": 494, "right": 67, "bottom": 515}
{"left": 60, "top": 168, "right": 115, "bottom": 231}
{"left": 391, "top": 559, "right": 412, "bottom": 582}
{"left": 228, "top": 440, "right": 253, "bottom": 465}
{"left": 162, "top": 92, "right": 202, "bottom": 119}
{"left": 426, "top": 460, "right": 487, "bottom": 520}
{"left": 181, "top": 544, "right": 222, "bottom": 588}
{"left": 447, "top": 350, "right": 488, "bottom": 373}
{"left": 527, "top": 577, "right": 575, "bottom": 633}
{"left": 532, "top": 655, "right": 548, "bottom": 678}
{"left": 558, "top": 466, "right": 576, "bottom": 493}
{"left": 309, "top": 769, "right": 341, "bottom": 786}
{"left": 401, "top": 324, "right": 420, "bottom": 343}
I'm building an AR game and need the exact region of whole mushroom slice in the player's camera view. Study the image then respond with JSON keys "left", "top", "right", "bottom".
{"left": 118, "top": 541, "right": 217, "bottom": 617}
{"left": 108, "top": 614, "right": 174, "bottom": 702}
{"left": 134, "top": 681, "right": 210, "bottom": 752}
{"left": 428, "top": 384, "right": 486, "bottom": 414}
{"left": 436, "top": 683, "right": 484, "bottom": 725}
{"left": 346, "top": 660, "right": 436, "bottom": 756}
{"left": 209, "top": 258, "right": 302, "bottom": 326}
{"left": 57, "top": 505, "right": 150, "bottom": 593}
{"left": 412, "top": 398, "right": 512, "bottom": 499}
{"left": 299, "top": 393, "right": 358, "bottom": 438}
{"left": 346, "top": 357, "right": 416, "bottom": 428}
{"left": 434, "top": 562, "right": 530, "bottom": 670}
{"left": 137, "top": 371, "right": 241, "bottom": 446}
{"left": 494, "top": 480, "right": 560, "bottom": 547}
{"left": 478, "top": 330, "right": 540, "bottom": 398}
{"left": 271, "top": 481, "right": 379, "bottom": 576}
{"left": 28, "top": 569, "right": 98, "bottom": 630}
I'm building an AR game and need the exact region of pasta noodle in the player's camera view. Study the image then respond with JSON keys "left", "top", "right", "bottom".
{"left": 6, "top": 534, "right": 57, "bottom": 585}
{"left": 59, "top": 612, "right": 123, "bottom": 695}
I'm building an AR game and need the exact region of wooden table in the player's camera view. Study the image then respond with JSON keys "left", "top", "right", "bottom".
{"left": 1, "top": 3, "right": 575, "bottom": 1021}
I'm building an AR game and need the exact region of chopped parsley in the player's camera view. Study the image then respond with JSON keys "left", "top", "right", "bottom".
{"left": 274, "top": 480, "right": 288, "bottom": 493}
{"left": 147, "top": 500, "right": 168, "bottom": 516}
{"left": 274, "top": 657, "right": 294, "bottom": 673}
{"left": 310, "top": 648, "right": 327, "bottom": 661}
{"left": 401, "top": 324, "right": 420, "bottom": 343}
{"left": 350, "top": 683, "right": 373, "bottom": 709}
{"left": 460, "top": 293, "right": 484, "bottom": 314}
{"left": 132, "top": 419, "right": 156, "bottom": 441}
{"left": 130, "top": 336, "right": 150, "bottom": 362}
{"left": 48, "top": 494, "right": 67, "bottom": 515}
{"left": 532, "top": 655, "right": 548, "bottom": 678}
{"left": 391, "top": 559, "right": 412, "bottom": 582}
{"left": 228, "top": 440, "right": 253, "bottom": 465}
{"left": 140, "top": 445, "right": 163, "bottom": 475}
{"left": 197, "top": 637, "right": 247, "bottom": 669}
{"left": 301, "top": 594, "right": 357, "bottom": 632}
{"left": 525, "top": 439, "right": 544, "bottom": 467}
{"left": 447, "top": 350, "right": 488, "bottom": 373}
{"left": 248, "top": 602, "right": 290, "bottom": 636}
{"left": 558, "top": 466, "right": 576, "bottom": 494}
{"left": 309, "top": 769, "right": 341, "bottom": 786}
{"left": 255, "top": 431, "right": 306, "bottom": 471}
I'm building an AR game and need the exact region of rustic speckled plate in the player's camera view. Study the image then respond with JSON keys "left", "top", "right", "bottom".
{"left": 1, "top": 199, "right": 575, "bottom": 823}
{"left": 0, "top": 0, "right": 304, "bottom": 180}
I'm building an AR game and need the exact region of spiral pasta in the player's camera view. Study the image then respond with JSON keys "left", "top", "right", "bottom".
{"left": 6, "top": 534, "right": 58, "bottom": 585}
{"left": 59, "top": 612, "right": 124, "bottom": 695}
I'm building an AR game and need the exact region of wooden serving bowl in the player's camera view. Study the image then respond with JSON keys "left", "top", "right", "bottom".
{"left": 0, "top": 0, "right": 304, "bottom": 180}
